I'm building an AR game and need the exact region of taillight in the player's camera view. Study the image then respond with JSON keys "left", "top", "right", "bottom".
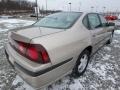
{"left": 14, "top": 41, "right": 50, "bottom": 64}
{"left": 27, "top": 47, "right": 39, "bottom": 61}
{"left": 26, "top": 44, "right": 50, "bottom": 63}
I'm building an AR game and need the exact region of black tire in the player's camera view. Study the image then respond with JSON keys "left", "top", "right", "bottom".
{"left": 106, "top": 32, "right": 114, "bottom": 44}
{"left": 72, "top": 50, "right": 90, "bottom": 78}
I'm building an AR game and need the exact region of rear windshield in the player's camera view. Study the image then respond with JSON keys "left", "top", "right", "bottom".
{"left": 34, "top": 12, "right": 82, "bottom": 29}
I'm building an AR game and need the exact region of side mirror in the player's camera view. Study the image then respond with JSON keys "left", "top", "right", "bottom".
{"left": 106, "top": 22, "right": 115, "bottom": 26}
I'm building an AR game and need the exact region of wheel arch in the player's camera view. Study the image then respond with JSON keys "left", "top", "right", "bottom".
{"left": 83, "top": 46, "right": 93, "bottom": 55}
{"left": 72, "top": 45, "right": 93, "bottom": 77}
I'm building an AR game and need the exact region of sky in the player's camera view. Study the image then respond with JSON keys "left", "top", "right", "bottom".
{"left": 28, "top": 0, "right": 120, "bottom": 12}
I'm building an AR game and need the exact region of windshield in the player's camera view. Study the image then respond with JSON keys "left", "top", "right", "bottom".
{"left": 34, "top": 12, "right": 82, "bottom": 29}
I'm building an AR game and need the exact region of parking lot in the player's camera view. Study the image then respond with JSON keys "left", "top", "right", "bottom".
{"left": 0, "top": 19, "right": 120, "bottom": 90}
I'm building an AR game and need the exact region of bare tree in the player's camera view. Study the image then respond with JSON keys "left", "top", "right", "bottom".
{"left": 0, "top": 0, "right": 36, "bottom": 14}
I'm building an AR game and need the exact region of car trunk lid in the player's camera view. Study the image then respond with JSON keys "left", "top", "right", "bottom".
{"left": 9, "top": 26, "right": 64, "bottom": 43}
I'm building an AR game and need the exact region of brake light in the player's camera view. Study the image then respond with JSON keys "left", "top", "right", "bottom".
{"left": 27, "top": 47, "right": 39, "bottom": 61}
{"left": 14, "top": 41, "right": 50, "bottom": 64}
{"left": 26, "top": 44, "right": 50, "bottom": 63}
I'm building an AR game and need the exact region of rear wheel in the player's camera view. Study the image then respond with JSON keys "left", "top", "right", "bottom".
{"left": 72, "top": 50, "right": 90, "bottom": 77}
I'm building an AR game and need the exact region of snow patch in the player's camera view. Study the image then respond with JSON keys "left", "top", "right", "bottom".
{"left": 114, "top": 45, "right": 120, "bottom": 48}
{"left": 115, "top": 30, "right": 120, "bottom": 34}
{"left": 104, "top": 46, "right": 111, "bottom": 51}
{"left": 0, "top": 83, "right": 6, "bottom": 90}
{"left": 113, "top": 40, "right": 119, "bottom": 43}
{"left": 107, "top": 77, "right": 116, "bottom": 84}
{"left": 0, "top": 19, "right": 34, "bottom": 24}
{"left": 0, "top": 46, "right": 4, "bottom": 49}
{"left": 0, "top": 28, "right": 9, "bottom": 32}
{"left": 12, "top": 75, "right": 35, "bottom": 90}
{"left": 0, "top": 19, "right": 35, "bottom": 32}
{"left": 102, "top": 54, "right": 111, "bottom": 60}
{"left": 89, "top": 63, "right": 106, "bottom": 79}
{"left": 69, "top": 80, "right": 84, "bottom": 90}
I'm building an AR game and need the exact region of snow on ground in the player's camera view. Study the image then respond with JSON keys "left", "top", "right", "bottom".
{"left": 115, "top": 30, "right": 120, "bottom": 34}
{"left": 0, "top": 19, "right": 120, "bottom": 90}
{"left": 12, "top": 76, "right": 34, "bottom": 90}
{"left": 0, "top": 19, "right": 34, "bottom": 32}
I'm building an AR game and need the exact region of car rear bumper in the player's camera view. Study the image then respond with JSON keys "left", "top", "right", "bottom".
{"left": 4, "top": 43, "right": 73, "bottom": 89}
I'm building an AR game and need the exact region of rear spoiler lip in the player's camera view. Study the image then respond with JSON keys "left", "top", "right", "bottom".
{"left": 11, "top": 31, "right": 31, "bottom": 43}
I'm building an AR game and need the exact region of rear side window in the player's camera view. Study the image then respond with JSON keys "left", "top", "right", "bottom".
{"left": 88, "top": 14, "right": 101, "bottom": 29}
{"left": 83, "top": 15, "right": 89, "bottom": 29}
{"left": 99, "top": 15, "right": 107, "bottom": 27}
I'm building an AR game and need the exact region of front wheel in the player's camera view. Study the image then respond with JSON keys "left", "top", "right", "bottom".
{"left": 72, "top": 50, "right": 90, "bottom": 77}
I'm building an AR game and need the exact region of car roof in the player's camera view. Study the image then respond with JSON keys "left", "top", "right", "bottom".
{"left": 60, "top": 11, "right": 100, "bottom": 15}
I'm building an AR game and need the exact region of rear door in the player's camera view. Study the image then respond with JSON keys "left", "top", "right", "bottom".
{"left": 99, "top": 14, "right": 112, "bottom": 42}
{"left": 87, "top": 13, "right": 105, "bottom": 52}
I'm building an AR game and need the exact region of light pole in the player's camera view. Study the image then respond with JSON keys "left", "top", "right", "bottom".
{"left": 96, "top": 6, "right": 98, "bottom": 12}
{"left": 103, "top": 6, "right": 106, "bottom": 14}
{"left": 19, "top": 0, "right": 21, "bottom": 10}
{"left": 79, "top": 2, "right": 81, "bottom": 11}
{"left": 69, "top": 3, "right": 71, "bottom": 11}
{"left": 36, "top": 0, "right": 38, "bottom": 20}
{"left": 91, "top": 6, "right": 94, "bottom": 12}
{"left": 46, "top": 0, "right": 48, "bottom": 15}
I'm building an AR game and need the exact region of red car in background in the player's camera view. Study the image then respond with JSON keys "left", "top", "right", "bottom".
{"left": 105, "top": 15, "right": 118, "bottom": 21}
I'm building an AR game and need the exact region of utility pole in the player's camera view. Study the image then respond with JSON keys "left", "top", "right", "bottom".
{"left": 36, "top": 0, "right": 38, "bottom": 20}
{"left": 46, "top": 0, "right": 47, "bottom": 15}
{"left": 103, "top": 6, "right": 106, "bottom": 14}
{"left": 69, "top": 2, "right": 71, "bottom": 11}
